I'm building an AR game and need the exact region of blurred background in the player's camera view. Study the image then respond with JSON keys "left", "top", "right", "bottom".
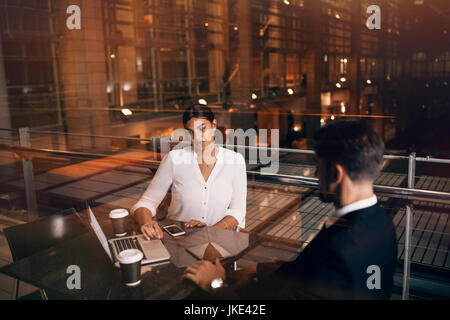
{"left": 0, "top": 0, "right": 448, "bottom": 154}
{"left": 0, "top": 0, "right": 449, "bottom": 300}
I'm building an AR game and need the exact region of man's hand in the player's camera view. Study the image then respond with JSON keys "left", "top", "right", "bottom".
{"left": 183, "top": 258, "right": 226, "bottom": 292}
{"left": 141, "top": 220, "right": 163, "bottom": 240}
{"left": 226, "top": 264, "right": 257, "bottom": 288}
{"left": 185, "top": 219, "right": 207, "bottom": 228}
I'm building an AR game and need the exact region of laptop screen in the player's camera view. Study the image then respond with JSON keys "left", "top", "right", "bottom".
{"left": 87, "top": 206, "right": 113, "bottom": 262}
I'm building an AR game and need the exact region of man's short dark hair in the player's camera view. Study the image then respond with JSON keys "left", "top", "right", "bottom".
{"left": 314, "top": 120, "right": 385, "bottom": 182}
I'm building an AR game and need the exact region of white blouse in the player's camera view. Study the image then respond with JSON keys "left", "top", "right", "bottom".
{"left": 130, "top": 146, "right": 247, "bottom": 228}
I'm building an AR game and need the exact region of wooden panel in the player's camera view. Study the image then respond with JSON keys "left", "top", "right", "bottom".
{"left": 87, "top": 171, "right": 146, "bottom": 186}
{"left": 45, "top": 185, "right": 103, "bottom": 202}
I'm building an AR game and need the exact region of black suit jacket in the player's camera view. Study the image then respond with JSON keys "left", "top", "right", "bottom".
{"left": 230, "top": 203, "right": 398, "bottom": 300}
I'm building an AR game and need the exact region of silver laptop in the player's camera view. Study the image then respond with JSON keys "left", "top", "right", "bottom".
{"left": 87, "top": 206, "right": 171, "bottom": 268}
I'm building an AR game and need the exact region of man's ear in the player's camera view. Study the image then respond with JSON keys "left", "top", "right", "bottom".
{"left": 212, "top": 119, "right": 217, "bottom": 128}
{"left": 334, "top": 164, "right": 346, "bottom": 185}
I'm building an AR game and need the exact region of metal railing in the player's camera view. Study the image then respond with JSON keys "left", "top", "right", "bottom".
{"left": 2, "top": 127, "right": 450, "bottom": 300}
{"left": 22, "top": 128, "right": 450, "bottom": 164}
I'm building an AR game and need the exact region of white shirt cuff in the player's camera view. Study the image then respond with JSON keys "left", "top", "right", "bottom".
{"left": 226, "top": 209, "right": 245, "bottom": 229}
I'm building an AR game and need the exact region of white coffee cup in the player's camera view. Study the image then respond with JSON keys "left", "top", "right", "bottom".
{"left": 109, "top": 209, "right": 129, "bottom": 236}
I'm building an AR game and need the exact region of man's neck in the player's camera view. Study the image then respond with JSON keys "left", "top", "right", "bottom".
{"left": 335, "top": 183, "right": 374, "bottom": 209}
{"left": 327, "top": 194, "right": 377, "bottom": 227}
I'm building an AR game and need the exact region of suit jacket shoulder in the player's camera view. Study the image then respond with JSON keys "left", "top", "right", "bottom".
{"left": 273, "top": 203, "right": 397, "bottom": 299}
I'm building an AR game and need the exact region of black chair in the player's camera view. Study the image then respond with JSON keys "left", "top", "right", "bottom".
{"left": 3, "top": 207, "right": 89, "bottom": 300}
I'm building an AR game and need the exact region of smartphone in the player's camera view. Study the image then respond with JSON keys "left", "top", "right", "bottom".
{"left": 163, "top": 224, "right": 186, "bottom": 237}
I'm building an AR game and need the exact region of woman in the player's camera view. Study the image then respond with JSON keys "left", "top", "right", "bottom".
{"left": 130, "top": 105, "right": 247, "bottom": 240}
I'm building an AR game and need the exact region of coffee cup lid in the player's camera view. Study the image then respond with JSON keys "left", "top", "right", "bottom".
{"left": 109, "top": 208, "right": 129, "bottom": 219}
{"left": 118, "top": 249, "right": 143, "bottom": 264}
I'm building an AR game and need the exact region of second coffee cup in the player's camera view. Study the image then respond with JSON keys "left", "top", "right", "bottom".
{"left": 118, "top": 249, "right": 143, "bottom": 287}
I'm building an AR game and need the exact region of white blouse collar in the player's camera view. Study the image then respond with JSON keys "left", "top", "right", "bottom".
{"left": 184, "top": 144, "right": 223, "bottom": 162}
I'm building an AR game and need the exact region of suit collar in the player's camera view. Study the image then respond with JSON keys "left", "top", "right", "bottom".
{"left": 325, "top": 195, "right": 378, "bottom": 228}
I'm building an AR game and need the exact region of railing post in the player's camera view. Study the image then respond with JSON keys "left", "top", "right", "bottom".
{"left": 407, "top": 152, "right": 416, "bottom": 189}
{"left": 402, "top": 152, "right": 416, "bottom": 300}
{"left": 19, "top": 127, "right": 39, "bottom": 221}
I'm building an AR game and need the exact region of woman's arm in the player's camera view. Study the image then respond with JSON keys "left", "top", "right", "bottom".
{"left": 212, "top": 215, "right": 239, "bottom": 230}
{"left": 134, "top": 207, "right": 163, "bottom": 239}
{"left": 223, "top": 152, "right": 247, "bottom": 229}
{"left": 134, "top": 207, "right": 154, "bottom": 226}
{"left": 130, "top": 152, "right": 174, "bottom": 238}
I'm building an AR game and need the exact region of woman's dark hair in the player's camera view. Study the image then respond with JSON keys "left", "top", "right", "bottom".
{"left": 182, "top": 105, "right": 215, "bottom": 127}
{"left": 314, "top": 120, "right": 385, "bottom": 182}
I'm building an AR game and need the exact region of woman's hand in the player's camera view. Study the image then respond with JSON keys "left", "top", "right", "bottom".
{"left": 185, "top": 219, "right": 207, "bottom": 228}
{"left": 141, "top": 220, "right": 163, "bottom": 240}
{"left": 211, "top": 215, "right": 238, "bottom": 230}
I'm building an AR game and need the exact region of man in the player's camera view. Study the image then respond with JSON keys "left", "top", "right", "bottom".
{"left": 183, "top": 120, "right": 398, "bottom": 299}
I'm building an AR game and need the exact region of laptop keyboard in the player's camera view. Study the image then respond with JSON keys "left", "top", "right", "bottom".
{"left": 113, "top": 237, "right": 144, "bottom": 255}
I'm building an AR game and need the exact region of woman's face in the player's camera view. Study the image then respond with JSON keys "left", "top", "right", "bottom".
{"left": 185, "top": 117, "right": 217, "bottom": 148}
